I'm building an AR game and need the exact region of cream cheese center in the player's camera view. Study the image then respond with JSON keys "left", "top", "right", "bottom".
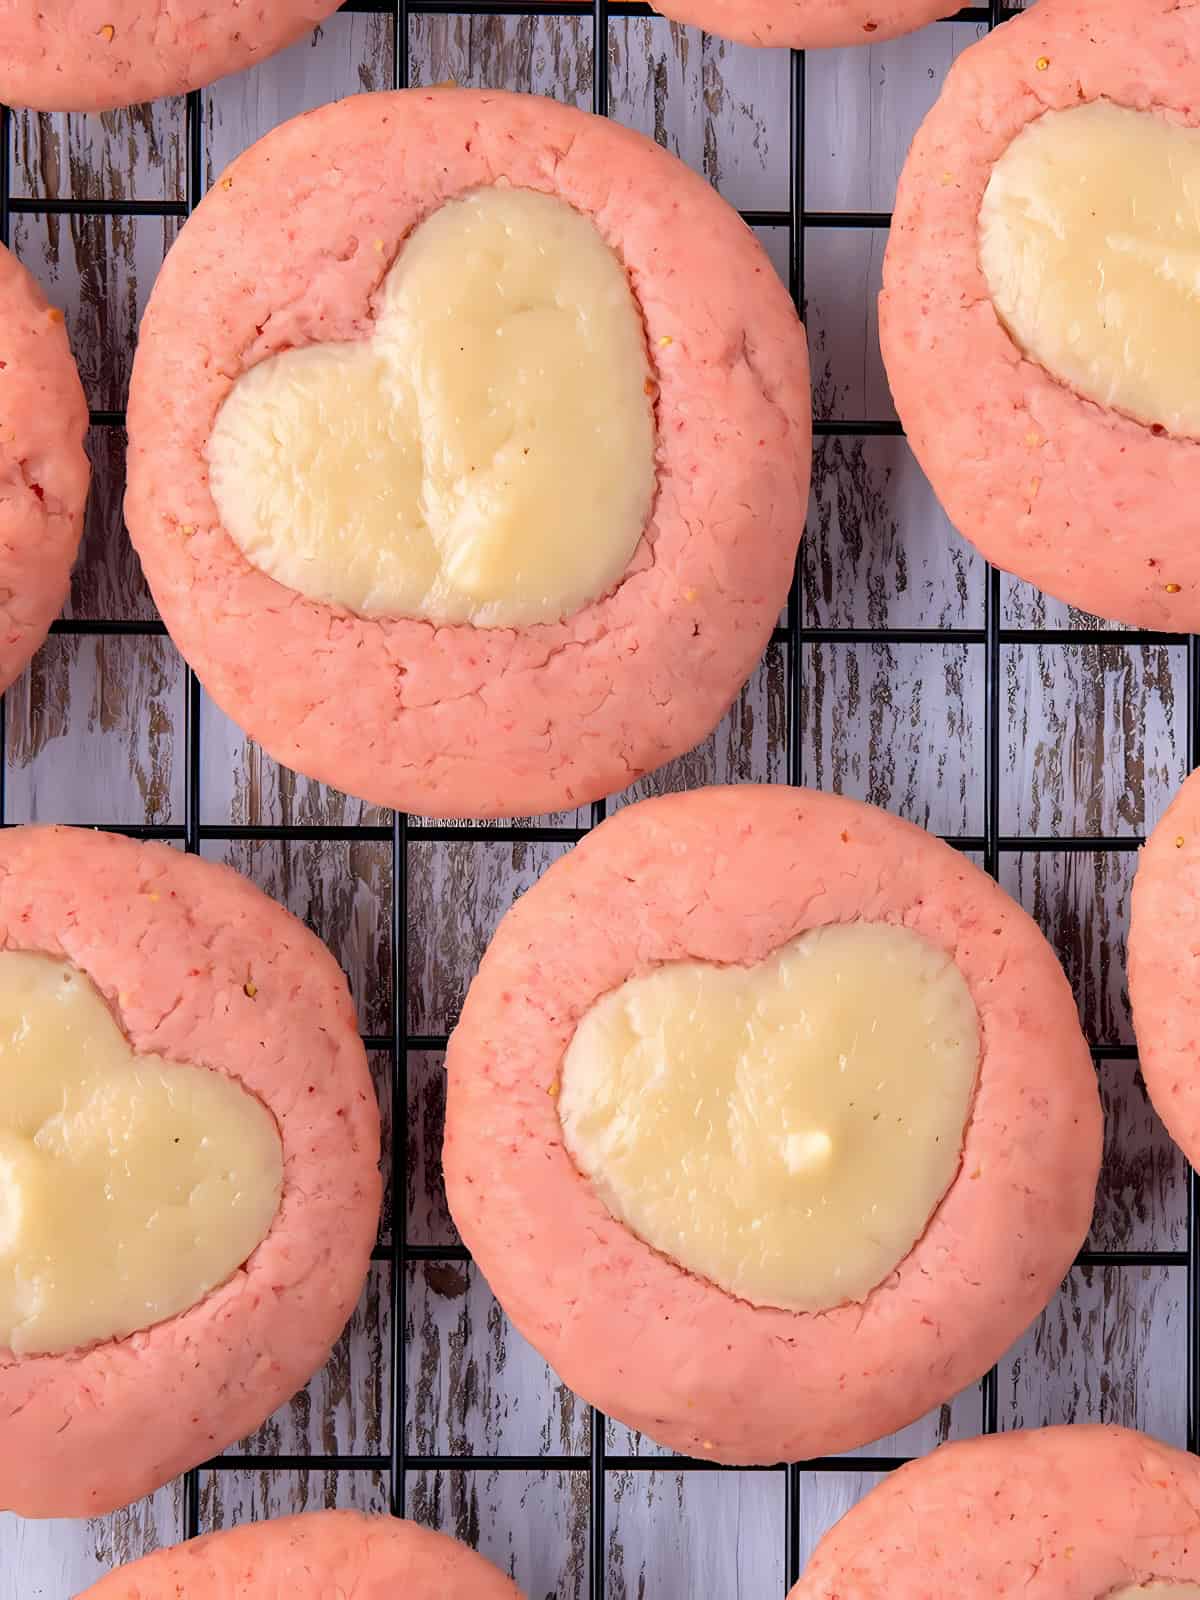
{"left": 207, "top": 185, "right": 657, "bottom": 628}
{"left": 557, "top": 921, "right": 980, "bottom": 1313}
{"left": 979, "top": 100, "right": 1200, "bottom": 438}
{"left": 0, "top": 952, "right": 283, "bottom": 1356}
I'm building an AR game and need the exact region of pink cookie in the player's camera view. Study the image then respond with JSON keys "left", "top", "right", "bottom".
{"left": 881, "top": 0, "right": 1200, "bottom": 629}
{"left": 1130, "top": 766, "right": 1200, "bottom": 1173}
{"left": 0, "top": 827, "right": 381, "bottom": 1518}
{"left": 651, "top": 0, "right": 954, "bottom": 48}
{"left": 0, "top": 2, "right": 342, "bottom": 113}
{"left": 0, "top": 244, "right": 89, "bottom": 693}
{"left": 125, "top": 89, "right": 810, "bottom": 820}
{"left": 77, "top": 1511, "right": 522, "bottom": 1599}
{"left": 443, "top": 785, "right": 1100, "bottom": 1464}
{"left": 791, "top": 1425, "right": 1200, "bottom": 1597}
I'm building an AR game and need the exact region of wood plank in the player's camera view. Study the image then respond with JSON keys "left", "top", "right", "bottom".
{"left": 405, "top": 1260, "right": 590, "bottom": 1458}
{"left": 997, "top": 1265, "right": 1187, "bottom": 1447}
{"left": 1001, "top": 643, "right": 1187, "bottom": 838}
{"left": 406, "top": 1468, "right": 590, "bottom": 1599}
{"left": 605, "top": 1469, "right": 785, "bottom": 1598}
{"left": 9, "top": 102, "right": 185, "bottom": 202}
{"left": 800, "top": 642, "right": 985, "bottom": 836}
{"left": 802, "top": 436, "right": 986, "bottom": 630}
{"left": 5, "top": 634, "right": 185, "bottom": 825}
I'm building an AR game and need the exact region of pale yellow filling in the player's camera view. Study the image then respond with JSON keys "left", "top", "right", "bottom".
{"left": 0, "top": 952, "right": 283, "bottom": 1356}
{"left": 979, "top": 101, "right": 1200, "bottom": 438}
{"left": 207, "top": 186, "right": 657, "bottom": 628}
{"left": 557, "top": 922, "right": 979, "bottom": 1313}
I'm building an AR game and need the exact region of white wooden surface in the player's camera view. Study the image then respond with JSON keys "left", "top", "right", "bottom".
{"left": 1, "top": 3, "right": 1188, "bottom": 1597}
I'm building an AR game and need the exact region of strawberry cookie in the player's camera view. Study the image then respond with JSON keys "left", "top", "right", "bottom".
{"left": 0, "top": 827, "right": 380, "bottom": 1517}
{"left": 125, "top": 89, "right": 810, "bottom": 818}
{"left": 792, "top": 1426, "right": 1200, "bottom": 1597}
{"left": 0, "top": 2, "right": 342, "bottom": 112}
{"left": 78, "top": 1511, "right": 522, "bottom": 1599}
{"left": 444, "top": 785, "right": 1100, "bottom": 1463}
{"left": 1130, "top": 765, "right": 1200, "bottom": 1174}
{"left": 651, "top": 0, "right": 954, "bottom": 48}
{"left": 0, "top": 243, "right": 89, "bottom": 692}
{"left": 882, "top": 0, "right": 1200, "bottom": 628}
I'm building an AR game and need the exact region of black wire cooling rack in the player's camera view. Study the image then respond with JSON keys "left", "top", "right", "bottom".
{"left": 2, "top": 2, "right": 1196, "bottom": 1594}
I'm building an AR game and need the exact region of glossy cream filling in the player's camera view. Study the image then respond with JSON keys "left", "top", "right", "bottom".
{"left": 979, "top": 101, "right": 1200, "bottom": 438}
{"left": 557, "top": 922, "right": 980, "bottom": 1312}
{"left": 0, "top": 952, "right": 283, "bottom": 1356}
{"left": 207, "top": 185, "right": 657, "bottom": 628}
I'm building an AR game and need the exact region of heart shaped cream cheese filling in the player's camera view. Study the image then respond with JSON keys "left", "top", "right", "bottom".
{"left": 557, "top": 922, "right": 980, "bottom": 1313}
{"left": 979, "top": 100, "right": 1200, "bottom": 439}
{"left": 0, "top": 951, "right": 283, "bottom": 1356}
{"left": 206, "top": 185, "right": 658, "bottom": 629}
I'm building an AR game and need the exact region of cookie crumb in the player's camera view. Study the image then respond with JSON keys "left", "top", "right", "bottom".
{"left": 244, "top": 980, "right": 258, "bottom": 999}
{"left": 1166, "top": 583, "right": 1182, "bottom": 594}
{"left": 98, "top": 23, "right": 115, "bottom": 41}
{"left": 1035, "top": 55, "right": 1050, "bottom": 70}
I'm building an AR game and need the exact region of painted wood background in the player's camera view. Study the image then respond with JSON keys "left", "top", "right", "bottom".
{"left": 2, "top": 1, "right": 1190, "bottom": 1597}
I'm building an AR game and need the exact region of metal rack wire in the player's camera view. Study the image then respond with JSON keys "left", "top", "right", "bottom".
{"left": 3, "top": 1, "right": 1195, "bottom": 1594}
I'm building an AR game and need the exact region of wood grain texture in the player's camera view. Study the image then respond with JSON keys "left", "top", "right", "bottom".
{"left": 806, "top": 227, "right": 890, "bottom": 423}
{"left": 409, "top": 12, "right": 592, "bottom": 102}
{"left": 406, "top": 1260, "right": 589, "bottom": 1458}
{"left": 605, "top": 1469, "right": 785, "bottom": 1598}
{"left": 10, "top": 212, "right": 177, "bottom": 412}
{"left": 803, "top": 23, "right": 985, "bottom": 214}
{"left": 5, "top": 634, "right": 184, "bottom": 825}
{"left": 407, "top": 1469, "right": 590, "bottom": 1600}
{"left": 998, "top": 1266, "right": 1187, "bottom": 1447}
{"left": 803, "top": 436, "right": 985, "bottom": 630}
{"left": 205, "top": 12, "right": 393, "bottom": 183}
{"left": 200, "top": 1468, "right": 390, "bottom": 1527}
{"left": 0, "top": 1488, "right": 182, "bottom": 1600}
{"left": 65, "top": 428, "right": 156, "bottom": 622}
{"left": 800, "top": 642, "right": 984, "bottom": 835}
{"left": 408, "top": 1049, "right": 457, "bottom": 1249}
{"left": 406, "top": 841, "right": 572, "bottom": 1036}
{"left": 607, "top": 21, "right": 789, "bottom": 210}
{"left": 9, "top": 102, "right": 184, "bottom": 202}
{"left": 1002, "top": 645, "right": 1186, "bottom": 838}
{"left": 1000, "top": 850, "right": 1136, "bottom": 1047}
{"left": 1091, "top": 1059, "right": 1186, "bottom": 1255}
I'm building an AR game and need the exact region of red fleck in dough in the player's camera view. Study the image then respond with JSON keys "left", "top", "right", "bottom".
{"left": 1130, "top": 767, "right": 1200, "bottom": 1174}
{"left": 881, "top": 0, "right": 1200, "bottom": 630}
{"left": 650, "top": 0, "right": 953, "bottom": 48}
{"left": 0, "top": 2, "right": 342, "bottom": 112}
{"left": 0, "top": 827, "right": 381, "bottom": 1519}
{"left": 790, "top": 1425, "right": 1200, "bottom": 1597}
{"left": 125, "top": 89, "right": 810, "bottom": 820}
{"left": 443, "top": 785, "right": 1100, "bottom": 1464}
{"left": 0, "top": 244, "right": 89, "bottom": 694}
{"left": 77, "top": 1511, "right": 523, "bottom": 1599}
